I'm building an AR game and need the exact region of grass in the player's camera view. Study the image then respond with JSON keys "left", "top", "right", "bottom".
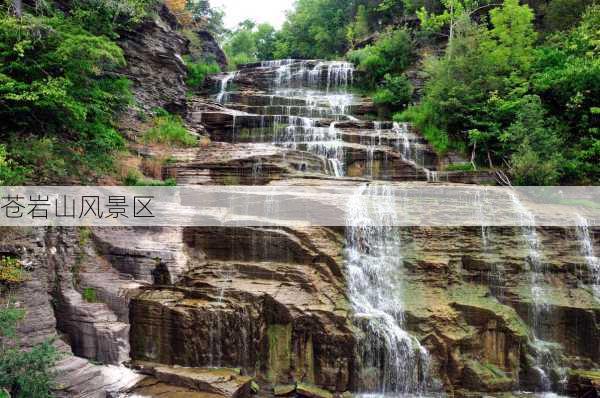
{"left": 186, "top": 58, "right": 221, "bottom": 90}
{"left": 143, "top": 112, "right": 197, "bottom": 147}
{"left": 395, "top": 103, "right": 467, "bottom": 155}
{"left": 123, "top": 170, "right": 177, "bottom": 186}
{"left": 82, "top": 287, "right": 97, "bottom": 303}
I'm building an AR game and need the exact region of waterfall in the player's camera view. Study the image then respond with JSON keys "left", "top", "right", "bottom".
{"left": 216, "top": 72, "right": 237, "bottom": 104}
{"left": 346, "top": 184, "right": 431, "bottom": 395}
{"left": 576, "top": 215, "right": 600, "bottom": 300}
{"left": 509, "top": 192, "right": 566, "bottom": 392}
{"left": 393, "top": 122, "right": 411, "bottom": 160}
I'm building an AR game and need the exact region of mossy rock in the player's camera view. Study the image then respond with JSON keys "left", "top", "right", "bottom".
{"left": 273, "top": 384, "right": 296, "bottom": 396}
{"left": 250, "top": 380, "right": 260, "bottom": 394}
{"left": 296, "top": 383, "right": 333, "bottom": 398}
{"left": 462, "top": 360, "right": 514, "bottom": 392}
{"left": 449, "top": 284, "right": 530, "bottom": 340}
{"left": 568, "top": 369, "right": 600, "bottom": 387}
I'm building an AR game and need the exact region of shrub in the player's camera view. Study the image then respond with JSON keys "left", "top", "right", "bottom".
{"left": 0, "top": 304, "right": 59, "bottom": 398}
{"left": 0, "top": 145, "right": 26, "bottom": 186}
{"left": 123, "top": 170, "right": 177, "bottom": 186}
{"left": 395, "top": 103, "right": 451, "bottom": 154}
{"left": 373, "top": 74, "right": 413, "bottom": 110}
{"left": 82, "top": 287, "right": 97, "bottom": 303}
{"left": 0, "top": 257, "right": 27, "bottom": 285}
{"left": 186, "top": 59, "right": 220, "bottom": 90}
{"left": 347, "top": 28, "right": 414, "bottom": 88}
{"left": 143, "top": 113, "right": 197, "bottom": 147}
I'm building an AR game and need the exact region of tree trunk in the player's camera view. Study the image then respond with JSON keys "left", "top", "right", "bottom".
{"left": 13, "top": 0, "right": 23, "bottom": 17}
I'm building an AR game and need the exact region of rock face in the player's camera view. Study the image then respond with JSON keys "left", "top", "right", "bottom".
{"left": 129, "top": 227, "right": 356, "bottom": 391}
{"left": 194, "top": 30, "right": 228, "bottom": 70}
{"left": 118, "top": 4, "right": 189, "bottom": 114}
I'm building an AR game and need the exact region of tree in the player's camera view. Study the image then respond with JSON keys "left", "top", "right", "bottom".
{"left": 0, "top": 304, "right": 60, "bottom": 398}
{"left": 274, "top": 0, "right": 354, "bottom": 59}
{"left": 347, "top": 5, "right": 369, "bottom": 47}
{"left": 485, "top": 0, "right": 536, "bottom": 72}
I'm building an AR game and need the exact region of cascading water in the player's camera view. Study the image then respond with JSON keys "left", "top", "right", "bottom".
{"left": 509, "top": 192, "right": 566, "bottom": 392}
{"left": 216, "top": 71, "right": 237, "bottom": 104}
{"left": 346, "top": 184, "right": 431, "bottom": 395}
{"left": 576, "top": 215, "right": 600, "bottom": 300}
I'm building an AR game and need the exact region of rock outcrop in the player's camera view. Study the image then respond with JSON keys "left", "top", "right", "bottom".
{"left": 193, "top": 30, "right": 228, "bottom": 70}
{"left": 119, "top": 4, "right": 189, "bottom": 115}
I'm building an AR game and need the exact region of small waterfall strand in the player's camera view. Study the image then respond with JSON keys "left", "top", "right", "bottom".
{"left": 345, "top": 184, "right": 431, "bottom": 395}
{"left": 576, "top": 215, "right": 600, "bottom": 300}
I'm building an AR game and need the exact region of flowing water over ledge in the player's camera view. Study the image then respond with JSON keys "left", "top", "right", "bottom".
{"left": 210, "top": 60, "right": 442, "bottom": 395}
{"left": 159, "top": 59, "right": 600, "bottom": 397}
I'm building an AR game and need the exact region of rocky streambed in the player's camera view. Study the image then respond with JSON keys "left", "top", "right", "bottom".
{"left": 2, "top": 11, "right": 599, "bottom": 398}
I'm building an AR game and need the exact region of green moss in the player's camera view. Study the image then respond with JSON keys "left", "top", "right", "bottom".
{"left": 222, "top": 175, "right": 241, "bottom": 186}
{"left": 267, "top": 324, "right": 292, "bottom": 383}
{"left": 296, "top": 382, "right": 333, "bottom": 398}
{"left": 82, "top": 287, "right": 97, "bottom": 303}
{"left": 568, "top": 369, "right": 600, "bottom": 381}
{"left": 79, "top": 227, "right": 92, "bottom": 247}
{"left": 464, "top": 360, "right": 513, "bottom": 390}
{"left": 273, "top": 384, "right": 296, "bottom": 396}
{"left": 0, "top": 256, "right": 26, "bottom": 285}
{"left": 294, "top": 335, "right": 315, "bottom": 384}
{"left": 449, "top": 284, "right": 530, "bottom": 339}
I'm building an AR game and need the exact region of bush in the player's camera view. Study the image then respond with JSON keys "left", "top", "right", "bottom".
{"left": 0, "top": 257, "right": 27, "bottom": 285}
{"left": 82, "top": 287, "right": 97, "bottom": 303}
{"left": 347, "top": 28, "right": 414, "bottom": 88}
{"left": 186, "top": 59, "right": 220, "bottom": 90}
{"left": 373, "top": 74, "right": 413, "bottom": 110}
{"left": 0, "top": 145, "right": 26, "bottom": 186}
{"left": 143, "top": 112, "right": 197, "bottom": 147}
{"left": 123, "top": 170, "right": 177, "bottom": 186}
{"left": 0, "top": 304, "right": 59, "bottom": 398}
{"left": 395, "top": 103, "right": 451, "bottom": 154}
{"left": 0, "top": 11, "right": 131, "bottom": 183}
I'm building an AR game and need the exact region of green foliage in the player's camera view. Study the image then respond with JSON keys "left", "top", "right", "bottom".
{"left": 143, "top": 112, "right": 197, "bottom": 147}
{"left": 82, "top": 287, "right": 97, "bottom": 303}
{"left": 531, "top": 4, "right": 600, "bottom": 183}
{"left": 0, "top": 145, "right": 26, "bottom": 185}
{"left": 408, "top": 0, "right": 598, "bottom": 184}
{"left": 499, "top": 95, "right": 563, "bottom": 185}
{"left": 70, "top": 0, "right": 158, "bottom": 37}
{"left": 395, "top": 104, "right": 452, "bottom": 153}
{"left": 543, "top": 0, "right": 595, "bottom": 32}
{"left": 274, "top": 0, "right": 354, "bottom": 59}
{"left": 123, "top": 168, "right": 177, "bottom": 186}
{"left": 186, "top": 58, "right": 220, "bottom": 89}
{"left": 347, "top": 29, "right": 414, "bottom": 88}
{"left": 346, "top": 5, "right": 370, "bottom": 47}
{"left": 0, "top": 304, "right": 59, "bottom": 398}
{"left": 0, "top": 7, "right": 132, "bottom": 183}
{"left": 373, "top": 74, "right": 413, "bottom": 110}
{"left": 223, "top": 20, "right": 278, "bottom": 68}
{"left": 186, "top": 0, "right": 226, "bottom": 38}
{"left": 0, "top": 257, "right": 27, "bottom": 285}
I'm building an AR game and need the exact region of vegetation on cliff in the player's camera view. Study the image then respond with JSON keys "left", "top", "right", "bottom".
{"left": 250, "top": 0, "right": 598, "bottom": 185}
{"left": 0, "top": 0, "right": 159, "bottom": 183}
